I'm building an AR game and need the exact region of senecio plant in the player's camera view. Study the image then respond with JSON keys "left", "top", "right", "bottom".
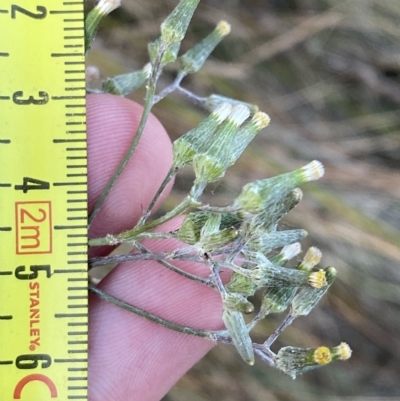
{"left": 86, "top": 0, "right": 352, "bottom": 379}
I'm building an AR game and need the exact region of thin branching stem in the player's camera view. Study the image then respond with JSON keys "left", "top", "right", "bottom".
{"left": 263, "top": 314, "right": 295, "bottom": 349}
{"left": 176, "top": 85, "right": 206, "bottom": 105}
{"left": 88, "top": 79, "right": 157, "bottom": 226}
{"left": 153, "top": 72, "right": 186, "bottom": 103}
{"left": 89, "top": 196, "right": 197, "bottom": 246}
{"left": 89, "top": 284, "right": 217, "bottom": 339}
{"left": 134, "top": 241, "right": 215, "bottom": 287}
{"left": 137, "top": 166, "right": 178, "bottom": 227}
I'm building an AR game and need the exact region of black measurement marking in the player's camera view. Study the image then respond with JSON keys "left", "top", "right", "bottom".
{"left": 68, "top": 296, "right": 87, "bottom": 300}
{"left": 68, "top": 386, "right": 88, "bottom": 391}
{"left": 0, "top": 96, "right": 10, "bottom": 100}
{"left": 65, "top": 115, "right": 85, "bottom": 120}
{"left": 68, "top": 321, "right": 88, "bottom": 326}
{"left": 0, "top": 183, "right": 11, "bottom": 187}
{"left": 68, "top": 394, "right": 87, "bottom": 398}
{"left": 55, "top": 313, "right": 88, "bottom": 318}
{"left": 68, "top": 367, "right": 88, "bottom": 372}
{"left": 67, "top": 233, "right": 86, "bottom": 238}
{"left": 64, "top": 71, "right": 85, "bottom": 75}
{"left": 63, "top": 18, "right": 84, "bottom": 22}
{"left": 63, "top": 1, "right": 84, "bottom": 5}
{"left": 54, "top": 225, "right": 87, "bottom": 230}
{"left": 68, "top": 377, "right": 88, "bottom": 381}
{"left": 67, "top": 209, "right": 86, "bottom": 212}
{"left": 0, "top": 9, "right": 9, "bottom": 13}
{"left": 53, "top": 95, "right": 85, "bottom": 99}
{"left": 66, "top": 130, "right": 86, "bottom": 134}
{"left": 68, "top": 331, "right": 87, "bottom": 335}
{"left": 0, "top": 270, "right": 12, "bottom": 275}
{"left": 67, "top": 250, "right": 87, "bottom": 255}
{"left": 67, "top": 174, "right": 87, "bottom": 178}
{"left": 64, "top": 26, "right": 84, "bottom": 31}
{"left": 67, "top": 261, "right": 87, "bottom": 265}
{"left": 68, "top": 340, "right": 87, "bottom": 345}
{"left": 65, "top": 87, "right": 86, "bottom": 91}
{"left": 65, "top": 44, "right": 83, "bottom": 48}
{"left": 68, "top": 350, "right": 87, "bottom": 354}
{"left": 54, "top": 358, "right": 87, "bottom": 363}
{"left": 0, "top": 139, "right": 11, "bottom": 143}
{"left": 67, "top": 199, "right": 86, "bottom": 204}
{"left": 67, "top": 305, "right": 87, "bottom": 309}
{"left": 67, "top": 190, "right": 87, "bottom": 194}
{"left": 0, "top": 52, "right": 9, "bottom": 57}
{"left": 67, "top": 277, "right": 87, "bottom": 281}
{"left": 0, "top": 315, "right": 13, "bottom": 320}
{"left": 54, "top": 139, "right": 86, "bottom": 143}
{"left": 0, "top": 361, "right": 13, "bottom": 365}
{"left": 54, "top": 269, "right": 86, "bottom": 274}
{"left": 53, "top": 182, "right": 86, "bottom": 186}
{"left": 67, "top": 218, "right": 87, "bottom": 222}
{"left": 50, "top": 9, "right": 82, "bottom": 14}
{"left": 51, "top": 52, "right": 84, "bottom": 57}
{"left": 0, "top": 227, "right": 12, "bottom": 232}
{"left": 65, "top": 60, "right": 85, "bottom": 65}
{"left": 64, "top": 35, "right": 85, "bottom": 39}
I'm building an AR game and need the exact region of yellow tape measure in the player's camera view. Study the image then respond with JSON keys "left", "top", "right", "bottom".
{"left": 0, "top": 0, "right": 88, "bottom": 399}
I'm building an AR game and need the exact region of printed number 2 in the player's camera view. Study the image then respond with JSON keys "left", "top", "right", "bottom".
{"left": 11, "top": 5, "right": 47, "bottom": 19}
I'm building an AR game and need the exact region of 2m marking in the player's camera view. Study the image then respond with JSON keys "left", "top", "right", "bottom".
{"left": 15, "top": 201, "right": 52, "bottom": 254}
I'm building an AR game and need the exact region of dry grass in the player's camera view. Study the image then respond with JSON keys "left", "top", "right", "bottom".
{"left": 87, "top": 0, "right": 400, "bottom": 399}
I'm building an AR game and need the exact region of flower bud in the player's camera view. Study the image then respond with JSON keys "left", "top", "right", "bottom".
{"left": 248, "top": 257, "right": 326, "bottom": 289}
{"left": 102, "top": 64, "right": 152, "bottom": 96}
{"left": 234, "top": 161, "right": 324, "bottom": 214}
{"left": 85, "top": 0, "right": 121, "bottom": 50}
{"left": 198, "top": 213, "right": 238, "bottom": 251}
{"left": 205, "top": 94, "right": 259, "bottom": 115}
{"left": 330, "top": 342, "right": 352, "bottom": 361}
{"left": 148, "top": 39, "right": 181, "bottom": 68}
{"left": 276, "top": 343, "right": 351, "bottom": 378}
{"left": 270, "top": 242, "right": 302, "bottom": 266}
{"left": 179, "top": 21, "right": 231, "bottom": 74}
{"left": 173, "top": 103, "right": 232, "bottom": 168}
{"left": 249, "top": 189, "right": 303, "bottom": 234}
{"left": 226, "top": 272, "right": 258, "bottom": 296}
{"left": 291, "top": 266, "right": 337, "bottom": 317}
{"left": 222, "top": 308, "right": 254, "bottom": 365}
{"left": 227, "top": 111, "right": 270, "bottom": 166}
{"left": 223, "top": 293, "right": 254, "bottom": 314}
{"left": 178, "top": 211, "right": 242, "bottom": 245}
{"left": 160, "top": 0, "right": 200, "bottom": 45}
{"left": 247, "top": 229, "right": 307, "bottom": 254}
{"left": 193, "top": 104, "right": 250, "bottom": 183}
{"left": 261, "top": 286, "right": 298, "bottom": 315}
{"left": 297, "top": 246, "right": 322, "bottom": 271}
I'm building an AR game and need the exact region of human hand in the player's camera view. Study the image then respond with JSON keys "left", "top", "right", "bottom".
{"left": 87, "top": 94, "right": 224, "bottom": 401}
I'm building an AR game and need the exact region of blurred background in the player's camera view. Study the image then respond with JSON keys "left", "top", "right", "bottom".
{"left": 87, "top": 0, "right": 400, "bottom": 399}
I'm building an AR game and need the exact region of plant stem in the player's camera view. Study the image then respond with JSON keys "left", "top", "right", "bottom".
{"left": 177, "top": 85, "right": 206, "bottom": 105}
{"left": 263, "top": 314, "right": 295, "bottom": 349}
{"left": 89, "top": 284, "right": 216, "bottom": 340}
{"left": 89, "top": 196, "right": 197, "bottom": 246}
{"left": 88, "top": 80, "right": 156, "bottom": 226}
{"left": 136, "top": 166, "right": 178, "bottom": 227}
{"left": 153, "top": 72, "right": 185, "bottom": 104}
{"left": 134, "top": 241, "right": 214, "bottom": 287}
{"left": 89, "top": 250, "right": 204, "bottom": 268}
